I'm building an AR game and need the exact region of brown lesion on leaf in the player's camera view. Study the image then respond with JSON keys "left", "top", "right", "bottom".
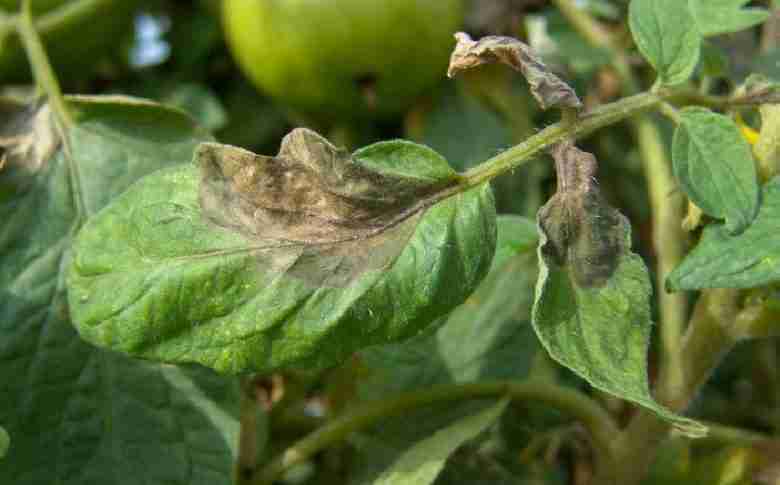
{"left": 538, "top": 142, "right": 625, "bottom": 287}
{"left": 447, "top": 32, "right": 582, "bottom": 111}
{"left": 197, "top": 128, "right": 441, "bottom": 287}
{"left": 0, "top": 98, "right": 59, "bottom": 176}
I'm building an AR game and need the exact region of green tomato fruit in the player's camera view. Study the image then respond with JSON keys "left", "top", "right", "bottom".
{"left": 222, "top": 0, "right": 464, "bottom": 120}
{"left": 0, "top": 0, "right": 137, "bottom": 83}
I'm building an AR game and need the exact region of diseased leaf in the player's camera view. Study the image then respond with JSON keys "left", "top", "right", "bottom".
{"left": 734, "top": 74, "right": 780, "bottom": 106}
{"left": 0, "top": 425, "right": 8, "bottom": 459}
{"left": 372, "top": 398, "right": 509, "bottom": 485}
{"left": 689, "top": 0, "right": 769, "bottom": 37}
{"left": 0, "top": 95, "right": 240, "bottom": 485}
{"left": 447, "top": 32, "right": 582, "bottom": 110}
{"left": 672, "top": 108, "right": 759, "bottom": 234}
{"left": 532, "top": 142, "right": 705, "bottom": 436}
{"left": 667, "top": 177, "right": 780, "bottom": 291}
{"left": 67, "top": 129, "right": 496, "bottom": 374}
{"left": 629, "top": 0, "right": 701, "bottom": 85}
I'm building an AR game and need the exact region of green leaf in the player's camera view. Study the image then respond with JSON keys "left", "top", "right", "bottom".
{"left": 668, "top": 177, "right": 780, "bottom": 290}
{"left": 360, "top": 215, "right": 540, "bottom": 396}
{"left": 689, "top": 0, "right": 769, "bottom": 37}
{"left": 67, "top": 129, "right": 496, "bottom": 374}
{"left": 672, "top": 108, "right": 759, "bottom": 234}
{"left": 372, "top": 398, "right": 509, "bottom": 485}
{"left": 352, "top": 216, "right": 546, "bottom": 484}
{"left": 532, "top": 143, "right": 705, "bottom": 436}
{"left": 0, "top": 96, "right": 240, "bottom": 484}
{"left": 161, "top": 83, "right": 228, "bottom": 132}
{"left": 629, "top": 0, "right": 701, "bottom": 85}
{"left": 0, "top": 425, "right": 8, "bottom": 459}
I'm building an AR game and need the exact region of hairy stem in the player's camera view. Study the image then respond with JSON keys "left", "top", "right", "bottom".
{"left": 459, "top": 90, "right": 664, "bottom": 190}
{"left": 254, "top": 381, "right": 619, "bottom": 485}
{"left": 632, "top": 116, "right": 688, "bottom": 410}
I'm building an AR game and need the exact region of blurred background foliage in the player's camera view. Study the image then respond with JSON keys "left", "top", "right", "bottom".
{"left": 3, "top": 0, "right": 780, "bottom": 483}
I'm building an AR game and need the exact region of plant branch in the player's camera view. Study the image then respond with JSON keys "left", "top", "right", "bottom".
{"left": 237, "top": 376, "right": 260, "bottom": 485}
{"left": 632, "top": 116, "right": 688, "bottom": 406}
{"left": 700, "top": 421, "right": 774, "bottom": 448}
{"left": 254, "top": 381, "right": 619, "bottom": 485}
{"left": 551, "top": 0, "right": 639, "bottom": 92}
{"left": 15, "top": 0, "right": 71, "bottom": 126}
{"left": 458, "top": 90, "right": 664, "bottom": 190}
{"left": 16, "top": 0, "right": 87, "bottom": 225}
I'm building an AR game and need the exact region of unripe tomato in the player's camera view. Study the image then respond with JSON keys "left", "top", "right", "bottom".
{"left": 0, "top": 0, "right": 137, "bottom": 83}
{"left": 222, "top": 0, "right": 464, "bottom": 120}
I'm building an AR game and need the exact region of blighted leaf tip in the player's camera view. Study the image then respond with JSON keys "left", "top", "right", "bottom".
{"left": 447, "top": 32, "right": 582, "bottom": 111}
{"left": 538, "top": 142, "right": 623, "bottom": 287}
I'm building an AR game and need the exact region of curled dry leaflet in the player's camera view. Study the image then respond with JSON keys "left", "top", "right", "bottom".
{"left": 447, "top": 32, "right": 582, "bottom": 111}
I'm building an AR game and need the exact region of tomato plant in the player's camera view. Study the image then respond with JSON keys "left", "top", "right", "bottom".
{"left": 2, "top": 1, "right": 780, "bottom": 484}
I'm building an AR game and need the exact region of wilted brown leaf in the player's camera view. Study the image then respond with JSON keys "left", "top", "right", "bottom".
{"left": 448, "top": 32, "right": 582, "bottom": 111}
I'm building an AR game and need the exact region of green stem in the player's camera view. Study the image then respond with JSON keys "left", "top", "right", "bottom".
{"left": 550, "top": 0, "right": 614, "bottom": 49}
{"left": 550, "top": 0, "right": 639, "bottom": 93}
{"left": 238, "top": 376, "right": 259, "bottom": 485}
{"left": 700, "top": 421, "right": 773, "bottom": 447}
{"left": 459, "top": 90, "right": 664, "bottom": 190}
{"left": 254, "top": 381, "right": 618, "bottom": 485}
{"left": 658, "top": 101, "right": 682, "bottom": 124}
{"left": 632, "top": 116, "right": 688, "bottom": 411}
{"left": 15, "top": 0, "right": 70, "bottom": 126}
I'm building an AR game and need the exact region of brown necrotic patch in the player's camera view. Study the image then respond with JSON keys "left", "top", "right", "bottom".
{"left": 197, "top": 128, "right": 434, "bottom": 288}
{"left": 538, "top": 142, "right": 625, "bottom": 288}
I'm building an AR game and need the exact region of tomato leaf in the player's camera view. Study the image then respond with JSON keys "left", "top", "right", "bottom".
{"left": 67, "top": 129, "right": 496, "bottom": 374}
{"left": 629, "top": 0, "right": 701, "bottom": 86}
{"left": 372, "top": 398, "right": 509, "bottom": 485}
{"left": 532, "top": 142, "right": 705, "bottom": 437}
{"left": 0, "top": 95, "right": 240, "bottom": 484}
{"left": 668, "top": 177, "right": 780, "bottom": 290}
{"left": 689, "top": 0, "right": 769, "bottom": 37}
{"left": 672, "top": 108, "right": 759, "bottom": 234}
